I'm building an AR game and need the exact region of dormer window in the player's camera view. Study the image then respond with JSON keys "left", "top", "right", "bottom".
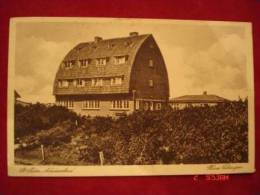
{"left": 79, "top": 59, "right": 89, "bottom": 68}
{"left": 96, "top": 58, "right": 107, "bottom": 65}
{"left": 108, "top": 43, "right": 115, "bottom": 48}
{"left": 124, "top": 41, "right": 132, "bottom": 47}
{"left": 75, "top": 79, "right": 85, "bottom": 87}
{"left": 111, "top": 77, "right": 123, "bottom": 86}
{"left": 58, "top": 80, "right": 69, "bottom": 88}
{"left": 64, "top": 60, "right": 75, "bottom": 69}
{"left": 114, "top": 56, "right": 128, "bottom": 65}
{"left": 91, "top": 78, "right": 103, "bottom": 86}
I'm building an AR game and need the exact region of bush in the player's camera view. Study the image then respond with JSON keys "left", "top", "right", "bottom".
{"left": 18, "top": 120, "right": 74, "bottom": 148}
{"left": 15, "top": 103, "right": 80, "bottom": 138}
{"left": 16, "top": 100, "right": 248, "bottom": 164}
{"left": 75, "top": 100, "right": 248, "bottom": 164}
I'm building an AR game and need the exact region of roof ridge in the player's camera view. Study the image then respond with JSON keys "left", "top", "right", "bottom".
{"left": 173, "top": 94, "right": 223, "bottom": 97}
{"left": 76, "top": 34, "right": 151, "bottom": 46}
{"left": 171, "top": 94, "right": 227, "bottom": 102}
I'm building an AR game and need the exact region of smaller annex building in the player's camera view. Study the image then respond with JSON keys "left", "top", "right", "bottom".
{"left": 14, "top": 90, "right": 31, "bottom": 107}
{"left": 169, "top": 91, "right": 228, "bottom": 110}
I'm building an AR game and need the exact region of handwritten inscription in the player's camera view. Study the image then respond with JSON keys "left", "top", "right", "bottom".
{"left": 19, "top": 167, "right": 75, "bottom": 173}
{"left": 45, "top": 167, "right": 74, "bottom": 173}
{"left": 19, "top": 167, "right": 41, "bottom": 173}
{"left": 207, "top": 164, "right": 242, "bottom": 170}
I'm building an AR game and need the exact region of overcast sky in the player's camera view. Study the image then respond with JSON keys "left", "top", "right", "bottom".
{"left": 14, "top": 18, "right": 250, "bottom": 103}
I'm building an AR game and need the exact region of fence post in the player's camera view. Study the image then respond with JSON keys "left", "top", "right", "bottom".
{"left": 41, "top": 144, "right": 45, "bottom": 161}
{"left": 99, "top": 151, "right": 104, "bottom": 166}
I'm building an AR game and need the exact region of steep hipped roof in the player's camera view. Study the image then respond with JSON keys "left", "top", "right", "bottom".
{"left": 54, "top": 33, "right": 151, "bottom": 95}
{"left": 170, "top": 93, "right": 228, "bottom": 103}
{"left": 64, "top": 34, "right": 150, "bottom": 61}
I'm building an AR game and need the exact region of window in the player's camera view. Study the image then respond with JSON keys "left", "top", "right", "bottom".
{"left": 64, "top": 60, "right": 75, "bottom": 69}
{"left": 76, "top": 79, "right": 85, "bottom": 87}
{"left": 82, "top": 100, "right": 100, "bottom": 109}
{"left": 96, "top": 58, "right": 107, "bottom": 65}
{"left": 149, "top": 59, "right": 154, "bottom": 67}
{"left": 123, "top": 100, "right": 129, "bottom": 108}
{"left": 149, "top": 80, "right": 154, "bottom": 87}
{"left": 135, "top": 100, "right": 140, "bottom": 110}
{"left": 150, "top": 102, "right": 154, "bottom": 110}
{"left": 63, "top": 101, "right": 68, "bottom": 107}
{"left": 155, "top": 103, "right": 162, "bottom": 110}
{"left": 111, "top": 77, "right": 123, "bottom": 86}
{"left": 111, "top": 100, "right": 129, "bottom": 110}
{"left": 79, "top": 59, "right": 89, "bottom": 67}
{"left": 58, "top": 80, "right": 69, "bottom": 88}
{"left": 56, "top": 100, "right": 61, "bottom": 106}
{"left": 57, "top": 100, "right": 73, "bottom": 108}
{"left": 111, "top": 78, "right": 115, "bottom": 86}
{"left": 144, "top": 102, "right": 149, "bottom": 110}
{"left": 91, "top": 78, "right": 103, "bottom": 86}
{"left": 114, "top": 56, "right": 127, "bottom": 65}
{"left": 68, "top": 100, "right": 74, "bottom": 108}
{"left": 118, "top": 100, "right": 122, "bottom": 108}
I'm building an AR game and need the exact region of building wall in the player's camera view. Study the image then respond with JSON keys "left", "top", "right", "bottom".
{"left": 56, "top": 95, "right": 165, "bottom": 116}
{"left": 130, "top": 36, "right": 169, "bottom": 100}
{"left": 71, "top": 100, "right": 134, "bottom": 117}
{"left": 170, "top": 102, "right": 219, "bottom": 109}
{"left": 56, "top": 94, "right": 134, "bottom": 117}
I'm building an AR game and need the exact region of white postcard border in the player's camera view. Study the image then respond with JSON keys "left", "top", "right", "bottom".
{"left": 7, "top": 17, "right": 255, "bottom": 176}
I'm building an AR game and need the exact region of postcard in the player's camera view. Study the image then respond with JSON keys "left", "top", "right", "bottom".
{"left": 7, "top": 17, "right": 255, "bottom": 176}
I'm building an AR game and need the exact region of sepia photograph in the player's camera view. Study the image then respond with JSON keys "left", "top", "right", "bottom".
{"left": 7, "top": 17, "right": 255, "bottom": 176}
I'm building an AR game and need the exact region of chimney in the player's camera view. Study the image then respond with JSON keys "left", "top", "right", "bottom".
{"left": 129, "top": 32, "right": 139, "bottom": 37}
{"left": 94, "top": 36, "right": 102, "bottom": 43}
{"left": 203, "top": 91, "right": 207, "bottom": 95}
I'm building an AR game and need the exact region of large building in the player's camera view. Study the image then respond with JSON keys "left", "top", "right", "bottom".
{"left": 169, "top": 91, "right": 228, "bottom": 109}
{"left": 53, "top": 32, "right": 169, "bottom": 116}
